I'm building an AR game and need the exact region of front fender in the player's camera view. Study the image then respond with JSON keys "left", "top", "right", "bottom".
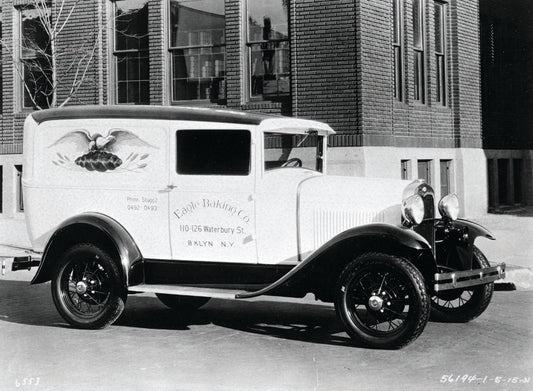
{"left": 237, "top": 223, "right": 435, "bottom": 299}
{"left": 31, "top": 213, "right": 143, "bottom": 288}
{"left": 435, "top": 218, "right": 495, "bottom": 271}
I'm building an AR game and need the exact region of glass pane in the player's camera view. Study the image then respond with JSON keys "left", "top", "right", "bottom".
{"left": 169, "top": 0, "right": 225, "bottom": 48}
{"left": 412, "top": 0, "right": 422, "bottom": 49}
{"left": 249, "top": 41, "right": 290, "bottom": 98}
{"left": 247, "top": 0, "right": 289, "bottom": 42}
{"left": 434, "top": 3, "right": 443, "bottom": 53}
{"left": 171, "top": 48, "right": 225, "bottom": 101}
{"left": 418, "top": 160, "right": 431, "bottom": 184}
{"left": 440, "top": 160, "right": 450, "bottom": 196}
{"left": 393, "top": 0, "right": 400, "bottom": 44}
{"left": 115, "top": 0, "right": 149, "bottom": 51}
{"left": 21, "top": 7, "right": 51, "bottom": 59}
{"left": 176, "top": 130, "right": 251, "bottom": 175}
{"left": 23, "top": 57, "right": 52, "bottom": 109}
{"left": 115, "top": 52, "right": 150, "bottom": 104}
{"left": 264, "top": 133, "right": 324, "bottom": 172}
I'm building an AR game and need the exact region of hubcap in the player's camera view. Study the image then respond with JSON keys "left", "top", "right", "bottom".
{"left": 76, "top": 281, "right": 88, "bottom": 295}
{"left": 368, "top": 295, "right": 384, "bottom": 311}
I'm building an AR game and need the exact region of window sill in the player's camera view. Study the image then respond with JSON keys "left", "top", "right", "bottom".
{"left": 242, "top": 101, "right": 283, "bottom": 110}
{"left": 171, "top": 100, "right": 226, "bottom": 107}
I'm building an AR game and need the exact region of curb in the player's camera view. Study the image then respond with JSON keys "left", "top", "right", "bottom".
{"left": 499, "top": 266, "right": 533, "bottom": 291}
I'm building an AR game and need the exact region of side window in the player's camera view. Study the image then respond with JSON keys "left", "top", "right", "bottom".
{"left": 176, "top": 130, "right": 251, "bottom": 175}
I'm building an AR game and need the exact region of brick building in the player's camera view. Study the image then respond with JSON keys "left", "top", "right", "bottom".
{"left": 0, "top": 0, "right": 516, "bottom": 245}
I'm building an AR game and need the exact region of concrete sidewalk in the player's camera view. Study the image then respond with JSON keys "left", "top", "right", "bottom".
{"left": 474, "top": 208, "right": 533, "bottom": 290}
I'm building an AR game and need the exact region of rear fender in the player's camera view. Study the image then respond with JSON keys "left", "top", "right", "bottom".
{"left": 238, "top": 223, "right": 436, "bottom": 300}
{"left": 31, "top": 213, "right": 143, "bottom": 288}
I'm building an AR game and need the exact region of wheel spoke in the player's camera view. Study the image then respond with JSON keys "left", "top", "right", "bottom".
{"left": 383, "top": 307, "right": 407, "bottom": 320}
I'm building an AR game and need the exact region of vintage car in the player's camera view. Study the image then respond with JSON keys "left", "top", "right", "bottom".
{"left": 12, "top": 105, "right": 505, "bottom": 349}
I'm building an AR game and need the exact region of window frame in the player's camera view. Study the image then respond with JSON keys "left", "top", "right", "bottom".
{"left": 439, "top": 159, "right": 452, "bottom": 197}
{"left": 412, "top": 0, "right": 426, "bottom": 104}
{"left": 167, "top": 0, "right": 227, "bottom": 104}
{"left": 393, "top": 0, "right": 404, "bottom": 102}
{"left": 111, "top": 0, "right": 150, "bottom": 105}
{"left": 175, "top": 129, "right": 252, "bottom": 176}
{"left": 245, "top": 0, "right": 291, "bottom": 102}
{"left": 434, "top": 0, "right": 448, "bottom": 106}
{"left": 417, "top": 159, "right": 432, "bottom": 185}
{"left": 17, "top": 5, "right": 53, "bottom": 111}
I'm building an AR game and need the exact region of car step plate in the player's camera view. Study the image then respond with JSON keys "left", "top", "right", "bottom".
{"left": 128, "top": 284, "right": 244, "bottom": 299}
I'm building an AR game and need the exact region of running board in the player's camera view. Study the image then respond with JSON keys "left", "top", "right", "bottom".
{"left": 128, "top": 284, "right": 246, "bottom": 300}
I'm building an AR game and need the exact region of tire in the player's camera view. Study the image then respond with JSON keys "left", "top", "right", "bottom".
{"left": 334, "top": 252, "right": 430, "bottom": 349}
{"left": 51, "top": 243, "right": 126, "bottom": 329}
{"left": 156, "top": 294, "right": 210, "bottom": 311}
{"left": 431, "top": 246, "right": 494, "bottom": 323}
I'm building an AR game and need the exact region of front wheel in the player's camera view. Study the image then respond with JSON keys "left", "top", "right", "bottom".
{"left": 334, "top": 253, "right": 430, "bottom": 349}
{"left": 51, "top": 243, "right": 126, "bottom": 329}
{"left": 431, "top": 246, "right": 494, "bottom": 323}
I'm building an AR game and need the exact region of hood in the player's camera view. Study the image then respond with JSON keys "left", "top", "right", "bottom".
{"left": 298, "top": 175, "right": 410, "bottom": 257}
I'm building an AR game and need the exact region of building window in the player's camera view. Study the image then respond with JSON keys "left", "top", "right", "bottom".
{"left": 169, "top": 0, "right": 226, "bottom": 103}
{"left": 15, "top": 165, "right": 23, "bottom": 212}
{"left": 401, "top": 159, "right": 410, "bottom": 179}
{"left": 113, "top": 0, "right": 150, "bottom": 104}
{"left": 417, "top": 159, "right": 431, "bottom": 184}
{"left": 393, "top": 0, "right": 404, "bottom": 101}
{"left": 20, "top": 6, "right": 53, "bottom": 109}
{"left": 434, "top": 1, "right": 447, "bottom": 105}
{"left": 247, "top": 0, "right": 290, "bottom": 101}
{"left": 513, "top": 159, "right": 522, "bottom": 204}
{"left": 176, "top": 130, "right": 251, "bottom": 175}
{"left": 412, "top": 0, "right": 425, "bottom": 103}
{"left": 497, "top": 159, "right": 508, "bottom": 205}
{"left": 440, "top": 160, "right": 452, "bottom": 196}
{"left": 487, "top": 159, "right": 495, "bottom": 207}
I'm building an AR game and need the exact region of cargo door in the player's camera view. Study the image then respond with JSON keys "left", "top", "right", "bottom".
{"left": 169, "top": 127, "right": 257, "bottom": 263}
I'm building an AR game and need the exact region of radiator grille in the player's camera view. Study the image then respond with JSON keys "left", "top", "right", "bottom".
{"left": 312, "top": 209, "right": 385, "bottom": 248}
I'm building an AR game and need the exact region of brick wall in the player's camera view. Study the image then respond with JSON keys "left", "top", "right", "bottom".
{"left": 292, "top": 0, "right": 358, "bottom": 134}
{"left": 453, "top": 0, "right": 482, "bottom": 148}
{"left": 0, "top": 0, "right": 484, "bottom": 153}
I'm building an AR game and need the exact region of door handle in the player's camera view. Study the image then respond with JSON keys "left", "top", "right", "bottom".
{"left": 159, "top": 184, "right": 177, "bottom": 193}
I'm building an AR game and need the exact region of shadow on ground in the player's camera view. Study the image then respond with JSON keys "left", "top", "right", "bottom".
{"left": 0, "top": 280, "right": 362, "bottom": 348}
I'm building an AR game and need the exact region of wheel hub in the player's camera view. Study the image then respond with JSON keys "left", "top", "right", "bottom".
{"left": 75, "top": 281, "right": 88, "bottom": 295}
{"left": 368, "top": 295, "right": 384, "bottom": 311}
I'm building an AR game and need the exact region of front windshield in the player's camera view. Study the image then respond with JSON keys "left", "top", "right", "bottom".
{"left": 264, "top": 131, "right": 324, "bottom": 172}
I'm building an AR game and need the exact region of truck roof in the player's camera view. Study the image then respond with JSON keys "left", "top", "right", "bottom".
{"left": 31, "top": 105, "right": 274, "bottom": 126}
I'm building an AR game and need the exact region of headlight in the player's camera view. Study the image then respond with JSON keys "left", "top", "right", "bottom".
{"left": 402, "top": 194, "right": 425, "bottom": 226}
{"left": 438, "top": 193, "right": 460, "bottom": 221}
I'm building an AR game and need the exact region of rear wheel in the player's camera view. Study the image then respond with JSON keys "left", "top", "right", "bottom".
{"left": 51, "top": 243, "right": 126, "bottom": 329}
{"left": 156, "top": 294, "right": 210, "bottom": 311}
{"left": 334, "top": 253, "right": 430, "bottom": 349}
{"left": 431, "top": 246, "right": 494, "bottom": 322}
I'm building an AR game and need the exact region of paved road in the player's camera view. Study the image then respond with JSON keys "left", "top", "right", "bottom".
{"left": 0, "top": 280, "right": 531, "bottom": 391}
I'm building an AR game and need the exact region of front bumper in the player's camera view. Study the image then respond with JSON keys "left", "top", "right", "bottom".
{"left": 434, "top": 263, "right": 505, "bottom": 292}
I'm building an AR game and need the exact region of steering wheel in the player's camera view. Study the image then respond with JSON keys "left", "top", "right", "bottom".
{"left": 281, "top": 158, "right": 303, "bottom": 168}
